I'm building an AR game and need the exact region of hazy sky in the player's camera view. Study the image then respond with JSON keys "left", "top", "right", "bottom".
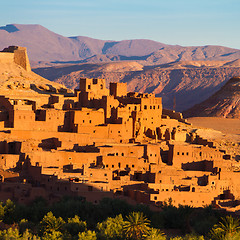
{"left": 2, "top": 0, "right": 240, "bottom": 49}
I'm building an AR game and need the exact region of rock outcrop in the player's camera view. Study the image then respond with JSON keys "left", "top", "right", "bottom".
{"left": 184, "top": 77, "right": 240, "bottom": 118}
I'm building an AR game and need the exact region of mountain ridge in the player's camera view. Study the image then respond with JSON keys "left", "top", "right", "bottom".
{"left": 1, "top": 24, "right": 240, "bottom": 67}
{"left": 183, "top": 77, "right": 240, "bottom": 118}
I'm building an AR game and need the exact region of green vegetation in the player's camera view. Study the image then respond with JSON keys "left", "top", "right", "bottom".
{"left": 0, "top": 197, "right": 238, "bottom": 239}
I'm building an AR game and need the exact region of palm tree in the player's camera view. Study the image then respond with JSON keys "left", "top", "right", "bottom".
{"left": 123, "top": 212, "right": 151, "bottom": 240}
{"left": 209, "top": 215, "right": 240, "bottom": 240}
{"left": 145, "top": 228, "right": 166, "bottom": 240}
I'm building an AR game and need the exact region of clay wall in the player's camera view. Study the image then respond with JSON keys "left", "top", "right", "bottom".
{"left": 0, "top": 52, "right": 14, "bottom": 63}
{"left": 11, "top": 110, "right": 35, "bottom": 130}
{"left": 79, "top": 78, "right": 109, "bottom": 100}
{"left": 144, "top": 144, "right": 162, "bottom": 164}
{"left": 9, "top": 130, "right": 93, "bottom": 148}
{"left": 73, "top": 108, "right": 105, "bottom": 128}
{"left": 102, "top": 96, "right": 119, "bottom": 120}
{"left": 162, "top": 109, "right": 185, "bottom": 122}
{"left": 99, "top": 144, "right": 144, "bottom": 159}
{"left": 97, "top": 155, "right": 147, "bottom": 171}
{"left": 27, "top": 151, "right": 99, "bottom": 169}
{"left": 1, "top": 46, "right": 31, "bottom": 71}
{"left": 149, "top": 191, "right": 218, "bottom": 207}
{"left": 110, "top": 82, "right": 127, "bottom": 97}
{"left": 168, "top": 144, "right": 223, "bottom": 168}
{"left": 0, "top": 154, "right": 20, "bottom": 170}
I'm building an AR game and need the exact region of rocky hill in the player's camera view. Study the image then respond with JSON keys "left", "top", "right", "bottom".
{"left": 33, "top": 61, "right": 240, "bottom": 111}
{"left": 184, "top": 77, "right": 240, "bottom": 118}
{"left": 0, "top": 46, "right": 70, "bottom": 97}
{"left": 1, "top": 24, "right": 240, "bottom": 67}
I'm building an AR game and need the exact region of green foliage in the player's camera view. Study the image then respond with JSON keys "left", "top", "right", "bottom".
{"left": 41, "top": 230, "right": 63, "bottom": 240}
{"left": 209, "top": 215, "right": 240, "bottom": 240}
{"left": 96, "top": 214, "right": 125, "bottom": 240}
{"left": 3, "top": 199, "right": 16, "bottom": 224}
{"left": 162, "top": 205, "right": 193, "bottom": 230}
{"left": 78, "top": 230, "right": 97, "bottom": 240}
{"left": 0, "top": 228, "right": 20, "bottom": 240}
{"left": 170, "top": 234, "right": 204, "bottom": 240}
{"left": 0, "top": 202, "right": 5, "bottom": 221}
{"left": 39, "top": 212, "right": 65, "bottom": 235}
{"left": 188, "top": 206, "right": 219, "bottom": 235}
{"left": 64, "top": 215, "right": 87, "bottom": 236}
{"left": 123, "top": 212, "right": 151, "bottom": 240}
{"left": 145, "top": 228, "right": 166, "bottom": 240}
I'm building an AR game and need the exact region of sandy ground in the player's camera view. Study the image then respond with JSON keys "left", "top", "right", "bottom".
{"left": 187, "top": 117, "right": 240, "bottom": 136}
{"left": 187, "top": 117, "right": 240, "bottom": 158}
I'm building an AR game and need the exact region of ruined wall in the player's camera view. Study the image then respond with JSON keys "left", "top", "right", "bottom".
{"left": 1, "top": 46, "right": 31, "bottom": 71}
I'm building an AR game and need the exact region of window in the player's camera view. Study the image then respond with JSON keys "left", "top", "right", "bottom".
{"left": 153, "top": 106, "right": 155, "bottom": 109}
{"left": 104, "top": 173, "right": 107, "bottom": 176}
{"left": 121, "top": 153, "right": 124, "bottom": 156}
{"left": 154, "top": 196, "right": 157, "bottom": 200}
{"left": 88, "top": 85, "right": 91, "bottom": 89}
{"left": 89, "top": 120, "right": 92, "bottom": 123}
{"left": 177, "top": 152, "right": 180, "bottom": 155}
{"left": 106, "top": 164, "right": 108, "bottom": 168}
{"left": 150, "top": 106, "right": 152, "bottom": 109}
{"left": 186, "top": 152, "right": 189, "bottom": 156}
{"left": 112, "top": 165, "right": 114, "bottom": 168}
{"left": 182, "top": 152, "right": 184, "bottom": 155}
{"left": 93, "top": 78, "right": 98, "bottom": 84}
{"left": 126, "top": 164, "right": 129, "bottom": 168}
{"left": 144, "top": 105, "right": 147, "bottom": 110}
{"left": 132, "top": 165, "right": 135, "bottom": 168}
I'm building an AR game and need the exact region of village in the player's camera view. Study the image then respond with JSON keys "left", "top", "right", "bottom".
{"left": 0, "top": 46, "right": 239, "bottom": 210}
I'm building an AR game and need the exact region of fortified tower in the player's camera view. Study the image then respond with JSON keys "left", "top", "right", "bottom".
{"left": 1, "top": 46, "right": 31, "bottom": 71}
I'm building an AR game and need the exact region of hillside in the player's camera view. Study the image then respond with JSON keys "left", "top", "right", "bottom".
{"left": 1, "top": 24, "right": 240, "bottom": 66}
{"left": 33, "top": 61, "right": 240, "bottom": 111}
{"left": 184, "top": 77, "right": 240, "bottom": 118}
{"left": 0, "top": 46, "right": 70, "bottom": 97}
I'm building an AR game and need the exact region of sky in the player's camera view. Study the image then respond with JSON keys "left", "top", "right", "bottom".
{"left": 1, "top": 0, "right": 240, "bottom": 49}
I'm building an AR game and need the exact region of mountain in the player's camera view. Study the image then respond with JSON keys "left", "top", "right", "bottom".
{"left": 183, "top": 77, "right": 240, "bottom": 118}
{"left": 1, "top": 24, "right": 240, "bottom": 67}
{"left": 33, "top": 61, "right": 240, "bottom": 111}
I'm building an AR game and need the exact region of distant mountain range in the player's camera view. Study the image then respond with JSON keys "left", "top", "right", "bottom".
{"left": 1, "top": 24, "right": 240, "bottom": 67}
